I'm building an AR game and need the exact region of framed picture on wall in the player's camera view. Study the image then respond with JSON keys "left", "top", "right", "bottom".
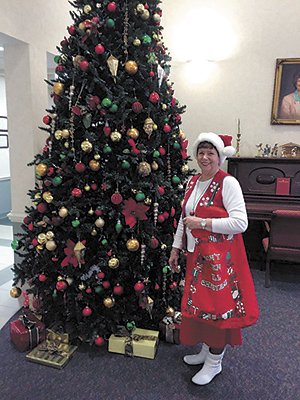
{"left": 271, "top": 58, "right": 300, "bottom": 124}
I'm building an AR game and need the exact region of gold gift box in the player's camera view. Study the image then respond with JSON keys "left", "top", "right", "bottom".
{"left": 26, "top": 341, "right": 78, "bottom": 369}
{"left": 108, "top": 328, "right": 159, "bottom": 359}
{"left": 47, "top": 327, "right": 69, "bottom": 344}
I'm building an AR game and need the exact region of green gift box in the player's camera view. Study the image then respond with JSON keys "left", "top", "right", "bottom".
{"left": 26, "top": 340, "right": 78, "bottom": 369}
{"left": 108, "top": 327, "right": 159, "bottom": 359}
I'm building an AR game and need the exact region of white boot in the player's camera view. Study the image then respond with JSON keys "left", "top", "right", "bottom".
{"left": 191, "top": 349, "right": 226, "bottom": 385}
{"left": 183, "top": 343, "right": 209, "bottom": 365}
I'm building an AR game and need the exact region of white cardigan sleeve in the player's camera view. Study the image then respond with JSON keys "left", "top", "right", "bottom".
{"left": 211, "top": 176, "right": 248, "bottom": 234}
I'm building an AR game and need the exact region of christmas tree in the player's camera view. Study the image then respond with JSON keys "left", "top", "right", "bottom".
{"left": 11, "top": 0, "right": 193, "bottom": 344}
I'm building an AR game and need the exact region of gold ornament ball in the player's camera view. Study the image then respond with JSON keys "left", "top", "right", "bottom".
{"left": 95, "top": 217, "right": 105, "bottom": 228}
{"left": 133, "top": 37, "right": 141, "bottom": 46}
{"left": 138, "top": 162, "right": 151, "bottom": 177}
{"left": 78, "top": 22, "right": 86, "bottom": 31}
{"left": 46, "top": 231, "right": 54, "bottom": 240}
{"left": 141, "top": 9, "right": 150, "bottom": 20}
{"left": 61, "top": 129, "right": 70, "bottom": 139}
{"left": 36, "top": 163, "right": 48, "bottom": 177}
{"left": 153, "top": 33, "right": 158, "bottom": 40}
{"left": 89, "top": 159, "right": 100, "bottom": 171}
{"left": 144, "top": 197, "right": 152, "bottom": 205}
{"left": 64, "top": 142, "right": 69, "bottom": 149}
{"left": 83, "top": 4, "right": 92, "bottom": 14}
{"left": 153, "top": 124, "right": 158, "bottom": 130}
{"left": 10, "top": 287, "right": 22, "bottom": 298}
{"left": 127, "top": 127, "right": 139, "bottom": 140}
{"left": 126, "top": 238, "right": 140, "bottom": 252}
{"left": 125, "top": 60, "right": 138, "bottom": 75}
{"left": 54, "top": 130, "right": 62, "bottom": 140}
{"left": 38, "top": 233, "right": 47, "bottom": 244}
{"left": 46, "top": 240, "right": 57, "bottom": 251}
{"left": 91, "top": 229, "right": 97, "bottom": 236}
{"left": 161, "top": 244, "right": 167, "bottom": 250}
{"left": 181, "top": 164, "right": 190, "bottom": 174}
{"left": 162, "top": 104, "right": 167, "bottom": 110}
{"left": 59, "top": 207, "right": 68, "bottom": 218}
{"left": 153, "top": 13, "right": 161, "bottom": 24}
{"left": 151, "top": 161, "right": 159, "bottom": 171}
{"left": 53, "top": 82, "right": 64, "bottom": 95}
{"left": 110, "top": 130, "right": 122, "bottom": 142}
{"left": 36, "top": 245, "right": 43, "bottom": 253}
{"left": 94, "top": 154, "right": 101, "bottom": 160}
{"left": 104, "top": 297, "right": 115, "bottom": 308}
{"left": 166, "top": 306, "right": 175, "bottom": 317}
{"left": 34, "top": 193, "right": 41, "bottom": 200}
{"left": 42, "top": 191, "right": 53, "bottom": 203}
{"left": 88, "top": 208, "right": 94, "bottom": 215}
{"left": 136, "top": 4, "right": 145, "bottom": 13}
{"left": 81, "top": 140, "right": 93, "bottom": 152}
{"left": 108, "top": 257, "right": 120, "bottom": 269}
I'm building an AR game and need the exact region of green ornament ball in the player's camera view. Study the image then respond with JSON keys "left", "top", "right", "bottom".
{"left": 11, "top": 240, "right": 19, "bottom": 250}
{"left": 54, "top": 55, "right": 61, "bottom": 64}
{"left": 172, "top": 175, "right": 181, "bottom": 184}
{"left": 109, "top": 104, "right": 118, "bottom": 113}
{"left": 72, "top": 220, "right": 80, "bottom": 228}
{"left": 95, "top": 286, "right": 103, "bottom": 294}
{"left": 173, "top": 141, "right": 181, "bottom": 149}
{"left": 135, "top": 192, "right": 145, "bottom": 202}
{"left": 153, "top": 150, "right": 160, "bottom": 158}
{"left": 163, "top": 266, "right": 169, "bottom": 274}
{"left": 122, "top": 160, "right": 130, "bottom": 169}
{"left": 101, "top": 239, "right": 108, "bottom": 245}
{"left": 123, "top": 149, "right": 130, "bottom": 154}
{"left": 52, "top": 176, "right": 62, "bottom": 186}
{"left": 106, "top": 18, "right": 115, "bottom": 28}
{"left": 102, "top": 98, "right": 112, "bottom": 107}
{"left": 115, "top": 223, "right": 123, "bottom": 234}
{"left": 104, "top": 145, "right": 112, "bottom": 153}
{"left": 142, "top": 34, "right": 151, "bottom": 44}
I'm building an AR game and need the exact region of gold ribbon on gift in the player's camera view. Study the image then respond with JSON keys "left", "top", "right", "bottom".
{"left": 115, "top": 328, "right": 157, "bottom": 357}
{"left": 38, "top": 337, "right": 69, "bottom": 358}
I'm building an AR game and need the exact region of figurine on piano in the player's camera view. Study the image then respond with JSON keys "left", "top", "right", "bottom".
{"left": 256, "top": 143, "right": 263, "bottom": 157}
{"left": 169, "top": 132, "right": 259, "bottom": 386}
{"left": 263, "top": 144, "right": 271, "bottom": 157}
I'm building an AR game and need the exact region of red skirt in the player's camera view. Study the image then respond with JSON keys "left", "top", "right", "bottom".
{"left": 180, "top": 316, "right": 242, "bottom": 348}
{"left": 180, "top": 251, "right": 243, "bottom": 348}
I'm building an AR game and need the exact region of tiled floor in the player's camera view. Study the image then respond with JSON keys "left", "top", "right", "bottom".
{"left": 0, "top": 218, "right": 22, "bottom": 329}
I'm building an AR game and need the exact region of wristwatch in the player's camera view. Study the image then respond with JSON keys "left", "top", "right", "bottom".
{"left": 200, "top": 219, "right": 207, "bottom": 230}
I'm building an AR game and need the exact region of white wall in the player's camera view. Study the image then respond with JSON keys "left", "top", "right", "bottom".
{"left": 0, "top": 75, "right": 9, "bottom": 178}
{"left": 0, "top": 0, "right": 72, "bottom": 220}
{"left": 161, "top": 0, "right": 300, "bottom": 168}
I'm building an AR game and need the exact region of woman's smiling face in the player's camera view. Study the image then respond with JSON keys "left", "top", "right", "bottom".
{"left": 196, "top": 144, "right": 220, "bottom": 177}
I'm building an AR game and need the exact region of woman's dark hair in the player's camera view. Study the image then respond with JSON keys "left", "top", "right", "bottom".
{"left": 197, "top": 141, "right": 219, "bottom": 156}
{"left": 292, "top": 70, "right": 300, "bottom": 88}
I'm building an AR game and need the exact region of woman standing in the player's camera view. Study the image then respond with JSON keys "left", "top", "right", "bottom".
{"left": 169, "top": 132, "right": 259, "bottom": 385}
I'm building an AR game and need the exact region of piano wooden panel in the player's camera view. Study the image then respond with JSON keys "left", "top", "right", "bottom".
{"left": 227, "top": 157, "right": 300, "bottom": 221}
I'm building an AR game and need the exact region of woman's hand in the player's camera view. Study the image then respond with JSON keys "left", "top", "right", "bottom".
{"left": 169, "top": 248, "right": 180, "bottom": 269}
{"left": 183, "top": 216, "right": 212, "bottom": 231}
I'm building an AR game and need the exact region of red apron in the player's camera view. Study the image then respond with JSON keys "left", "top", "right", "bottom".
{"left": 181, "top": 170, "right": 259, "bottom": 330}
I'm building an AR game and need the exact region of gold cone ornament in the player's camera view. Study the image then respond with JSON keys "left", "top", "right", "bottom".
{"left": 107, "top": 54, "right": 119, "bottom": 82}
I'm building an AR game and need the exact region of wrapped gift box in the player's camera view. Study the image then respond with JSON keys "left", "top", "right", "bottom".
{"left": 47, "top": 322, "right": 70, "bottom": 344}
{"left": 10, "top": 310, "right": 46, "bottom": 352}
{"left": 26, "top": 340, "right": 78, "bottom": 369}
{"left": 108, "top": 327, "right": 159, "bottom": 359}
{"left": 159, "top": 312, "right": 182, "bottom": 345}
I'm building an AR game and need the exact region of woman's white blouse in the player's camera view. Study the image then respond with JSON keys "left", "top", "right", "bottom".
{"left": 172, "top": 176, "right": 248, "bottom": 252}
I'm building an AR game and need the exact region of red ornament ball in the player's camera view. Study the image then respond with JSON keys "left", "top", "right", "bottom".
{"left": 39, "top": 274, "right": 46, "bottom": 282}
{"left": 37, "top": 203, "right": 47, "bottom": 213}
{"left": 134, "top": 281, "right": 144, "bottom": 292}
{"left": 82, "top": 306, "right": 92, "bottom": 316}
{"left": 55, "top": 65, "right": 64, "bottom": 74}
{"left": 68, "top": 25, "right": 76, "bottom": 35}
{"left": 158, "top": 186, "right": 165, "bottom": 195}
{"left": 107, "top": 2, "right": 117, "bottom": 12}
{"left": 113, "top": 285, "right": 124, "bottom": 295}
{"left": 149, "top": 237, "right": 159, "bottom": 249}
{"left": 102, "top": 281, "right": 110, "bottom": 289}
{"left": 132, "top": 101, "right": 143, "bottom": 114}
{"left": 72, "top": 188, "right": 82, "bottom": 197}
{"left": 103, "top": 125, "right": 111, "bottom": 136}
{"left": 80, "top": 60, "right": 89, "bottom": 71}
{"left": 43, "top": 115, "right": 51, "bottom": 125}
{"left": 149, "top": 71, "right": 155, "bottom": 77}
{"left": 95, "top": 44, "right": 105, "bottom": 54}
{"left": 111, "top": 192, "right": 123, "bottom": 205}
{"left": 32, "top": 238, "right": 38, "bottom": 246}
{"left": 158, "top": 215, "right": 165, "bottom": 223}
{"left": 95, "top": 336, "right": 105, "bottom": 346}
{"left": 75, "top": 162, "right": 86, "bottom": 173}
{"left": 170, "top": 281, "right": 178, "bottom": 290}
{"left": 56, "top": 281, "right": 67, "bottom": 291}
{"left": 91, "top": 183, "right": 98, "bottom": 190}
{"left": 97, "top": 272, "right": 105, "bottom": 279}
{"left": 95, "top": 207, "right": 102, "bottom": 216}
{"left": 159, "top": 147, "right": 166, "bottom": 155}
{"left": 163, "top": 124, "right": 171, "bottom": 133}
{"left": 155, "top": 283, "right": 160, "bottom": 290}
{"left": 149, "top": 92, "right": 160, "bottom": 103}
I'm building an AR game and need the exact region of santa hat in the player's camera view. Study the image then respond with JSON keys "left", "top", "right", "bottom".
{"left": 193, "top": 132, "right": 236, "bottom": 166}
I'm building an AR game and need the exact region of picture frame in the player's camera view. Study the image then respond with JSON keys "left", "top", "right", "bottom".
{"left": 0, "top": 134, "right": 9, "bottom": 148}
{"left": 271, "top": 58, "right": 300, "bottom": 124}
{"left": 0, "top": 116, "right": 8, "bottom": 131}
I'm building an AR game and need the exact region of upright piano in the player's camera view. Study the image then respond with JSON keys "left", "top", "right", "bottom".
{"left": 227, "top": 157, "right": 300, "bottom": 221}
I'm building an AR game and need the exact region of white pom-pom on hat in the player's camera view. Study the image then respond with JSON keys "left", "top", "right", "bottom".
{"left": 193, "top": 132, "right": 236, "bottom": 165}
